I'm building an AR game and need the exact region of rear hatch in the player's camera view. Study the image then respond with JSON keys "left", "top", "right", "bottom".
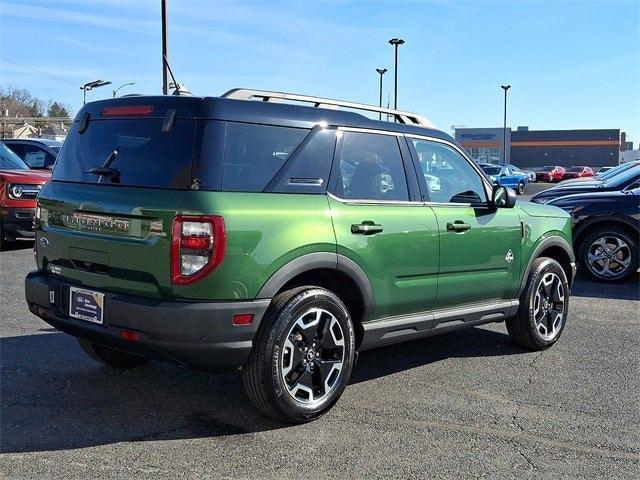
{"left": 36, "top": 96, "right": 202, "bottom": 299}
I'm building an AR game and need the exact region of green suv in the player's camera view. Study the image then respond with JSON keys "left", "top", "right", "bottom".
{"left": 25, "top": 89, "right": 576, "bottom": 423}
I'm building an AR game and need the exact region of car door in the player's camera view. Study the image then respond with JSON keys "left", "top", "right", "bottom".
{"left": 407, "top": 136, "right": 522, "bottom": 309}
{"left": 328, "top": 129, "right": 439, "bottom": 320}
{"left": 502, "top": 166, "right": 516, "bottom": 188}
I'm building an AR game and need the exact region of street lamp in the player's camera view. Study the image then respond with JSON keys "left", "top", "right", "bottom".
{"left": 375, "top": 68, "right": 387, "bottom": 120}
{"left": 81, "top": 80, "right": 112, "bottom": 105}
{"left": 501, "top": 84, "right": 511, "bottom": 165}
{"left": 113, "top": 82, "right": 136, "bottom": 98}
{"left": 388, "top": 38, "right": 405, "bottom": 110}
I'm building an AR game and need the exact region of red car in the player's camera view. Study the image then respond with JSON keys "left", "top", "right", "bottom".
{"left": 563, "top": 166, "right": 595, "bottom": 179}
{"left": 0, "top": 143, "right": 50, "bottom": 250}
{"left": 535, "top": 165, "right": 566, "bottom": 183}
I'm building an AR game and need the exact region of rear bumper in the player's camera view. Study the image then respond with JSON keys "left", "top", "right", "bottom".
{"left": 1, "top": 207, "right": 35, "bottom": 240}
{"left": 25, "top": 271, "right": 271, "bottom": 368}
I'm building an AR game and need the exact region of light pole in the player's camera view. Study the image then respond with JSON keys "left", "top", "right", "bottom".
{"left": 113, "top": 82, "right": 136, "bottom": 98}
{"left": 375, "top": 68, "right": 387, "bottom": 120}
{"left": 388, "top": 38, "right": 405, "bottom": 110}
{"left": 80, "top": 80, "right": 112, "bottom": 106}
{"left": 501, "top": 84, "right": 511, "bottom": 165}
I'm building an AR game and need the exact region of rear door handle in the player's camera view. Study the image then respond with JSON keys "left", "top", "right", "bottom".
{"left": 351, "top": 221, "right": 383, "bottom": 235}
{"left": 446, "top": 220, "right": 471, "bottom": 232}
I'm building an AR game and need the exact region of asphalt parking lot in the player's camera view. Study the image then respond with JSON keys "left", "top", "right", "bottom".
{"left": 1, "top": 186, "right": 638, "bottom": 479}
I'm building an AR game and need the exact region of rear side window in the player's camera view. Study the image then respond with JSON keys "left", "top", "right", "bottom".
{"left": 52, "top": 118, "right": 195, "bottom": 188}
{"left": 219, "top": 123, "right": 308, "bottom": 192}
{"left": 333, "top": 131, "right": 409, "bottom": 201}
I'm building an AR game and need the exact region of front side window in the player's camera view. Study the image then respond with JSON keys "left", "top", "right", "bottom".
{"left": 333, "top": 131, "right": 409, "bottom": 201}
{"left": 411, "top": 139, "right": 487, "bottom": 204}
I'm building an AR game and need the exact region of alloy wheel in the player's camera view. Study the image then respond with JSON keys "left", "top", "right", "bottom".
{"left": 586, "top": 235, "right": 632, "bottom": 280}
{"left": 532, "top": 272, "right": 565, "bottom": 341}
{"left": 281, "top": 308, "right": 345, "bottom": 407}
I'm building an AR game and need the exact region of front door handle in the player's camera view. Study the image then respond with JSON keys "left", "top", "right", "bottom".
{"left": 351, "top": 221, "right": 383, "bottom": 235}
{"left": 446, "top": 220, "right": 471, "bottom": 232}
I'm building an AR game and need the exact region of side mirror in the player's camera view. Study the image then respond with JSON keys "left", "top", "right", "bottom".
{"left": 492, "top": 185, "right": 516, "bottom": 208}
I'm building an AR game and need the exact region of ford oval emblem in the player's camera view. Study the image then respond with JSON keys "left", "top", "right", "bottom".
{"left": 39, "top": 237, "right": 49, "bottom": 248}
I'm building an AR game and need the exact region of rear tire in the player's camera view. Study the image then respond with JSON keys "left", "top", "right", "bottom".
{"left": 517, "top": 182, "right": 526, "bottom": 195}
{"left": 579, "top": 227, "right": 638, "bottom": 283}
{"left": 77, "top": 338, "right": 150, "bottom": 369}
{"left": 507, "top": 257, "right": 569, "bottom": 350}
{"left": 243, "top": 287, "right": 356, "bottom": 423}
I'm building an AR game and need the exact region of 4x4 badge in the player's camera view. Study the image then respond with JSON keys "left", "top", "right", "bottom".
{"left": 505, "top": 249, "right": 514, "bottom": 263}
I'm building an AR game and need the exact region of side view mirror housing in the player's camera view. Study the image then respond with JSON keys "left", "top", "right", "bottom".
{"left": 492, "top": 185, "right": 516, "bottom": 208}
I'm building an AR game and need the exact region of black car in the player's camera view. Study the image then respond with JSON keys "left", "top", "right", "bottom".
{"left": 531, "top": 165, "right": 640, "bottom": 204}
{"left": 548, "top": 183, "right": 639, "bottom": 282}
{"left": 1, "top": 138, "right": 62, "bottom": 169}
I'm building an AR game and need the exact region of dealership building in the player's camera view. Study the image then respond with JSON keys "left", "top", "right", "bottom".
{"left": 455, "top": 127, "right": 624, "bottom": 168}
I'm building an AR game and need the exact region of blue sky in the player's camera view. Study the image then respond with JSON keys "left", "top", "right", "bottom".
{"left": 1, "top": 0, "right": 638, "bottom": 143}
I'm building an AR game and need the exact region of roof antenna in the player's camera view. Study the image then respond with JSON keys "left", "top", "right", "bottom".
{"left": 163, "top": 54, "right": 191, "bottom": 96}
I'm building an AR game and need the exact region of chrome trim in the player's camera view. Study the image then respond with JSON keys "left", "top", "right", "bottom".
{"left": 222, "top": 88, "right": 436, "bottom": 128}
{"left": 327, "top": 190, "right": 484, "bottom": 209}
{"left": 337, "top": 126, "right": 401, "bottom": 136}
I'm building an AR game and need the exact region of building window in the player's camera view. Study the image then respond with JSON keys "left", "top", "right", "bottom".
{"left": 465, "top": 147, "right": 501, "bottom": 164}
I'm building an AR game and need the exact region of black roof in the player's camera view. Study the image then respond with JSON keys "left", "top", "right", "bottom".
{"left": 78, "top": 95, "right": 453, "bottom": 143}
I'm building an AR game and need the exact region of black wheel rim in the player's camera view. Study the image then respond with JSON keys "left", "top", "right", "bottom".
{"left": 280, "top": 308, "right": 345, "bottom": 406}
{"left": 532, "top": 272, "right": 565, "bottom": 341}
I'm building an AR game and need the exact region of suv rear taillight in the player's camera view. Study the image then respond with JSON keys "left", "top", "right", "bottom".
{"left": 171, "top": 215, "right": 225, "bottom": 285}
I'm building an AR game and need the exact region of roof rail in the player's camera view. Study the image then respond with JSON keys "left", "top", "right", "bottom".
{"left": 221, "top": 88, "right": 436, "bottom": 129}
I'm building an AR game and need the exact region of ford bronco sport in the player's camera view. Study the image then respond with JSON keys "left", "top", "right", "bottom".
{"left": 25, "top": 89, "right": 576, "bottom": 423}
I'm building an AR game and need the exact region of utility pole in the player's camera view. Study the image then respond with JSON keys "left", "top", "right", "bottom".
{"left": 161, "top": 0, "right": 169, "bottom": 95}
{"left": 388, "top": 38, "right": 405, "bottom": 110}
{"left": 501, "top": 85, "right": 511, "bottom": 165}
{"left": 376, "top": 68, "right": 387, "bottom": 120}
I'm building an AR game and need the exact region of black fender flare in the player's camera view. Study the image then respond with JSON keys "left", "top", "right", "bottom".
{"left": 517, "top": 236, "right": 576, "bottom": 296}
{"left": 573, "top": 215, "right": 639, "bottom": 246}
{"left": 256, "top": 252, "right": 375, "bottom": 320}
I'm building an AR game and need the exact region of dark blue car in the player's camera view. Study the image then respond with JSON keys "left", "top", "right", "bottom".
{"left": 481, "top": 165, "right": 529, "bottom": 194}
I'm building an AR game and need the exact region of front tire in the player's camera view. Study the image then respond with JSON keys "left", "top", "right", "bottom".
{"left": 77, "top": 338, "right": 150, "bottom": 368}
{"left": 243, "top": 287, "right": 356, "bottom": 423}
{"left": 507, "top": 257, "right": 569, "bottom": 350}
{"left": 580, "top": 228, "right": 638, "bottom": 283}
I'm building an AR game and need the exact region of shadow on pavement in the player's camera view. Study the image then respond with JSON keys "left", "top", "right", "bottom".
{"left": 571, "top": 273, "right": 639, "bottom": 301}
{"left": 1, "top": 325, "right": 521, "bottom": 454}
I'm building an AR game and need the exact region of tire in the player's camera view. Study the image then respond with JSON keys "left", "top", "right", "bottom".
{"left": 579, "top": 227, "right": 638, "bottom": 283}
{"left": 77, "top": 338, "right": 150, "bottom": 369}
{"left": 517, "top": 182, "right": 526, "bottom": 195}
{"left": 243, "top": 287, "right": 356, "bottom": 424}
{"left": 0, "top": 221, "right": 5, "bottom": 252}
{"left": 506, "top": 257, "right": 569, "bottom": 350}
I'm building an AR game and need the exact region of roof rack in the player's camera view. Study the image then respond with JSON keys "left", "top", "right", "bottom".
{"left": 221, "top": 88, "right": 436, "bottom": 129}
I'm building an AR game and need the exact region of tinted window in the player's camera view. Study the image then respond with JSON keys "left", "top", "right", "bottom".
{"left": 334, "top": 131, "right": 409, "bottom": 201}
{"left": 606, "top": 165, "right": 640, "bottom": 187}
{"left": 52, "top": 119, "right": 195, "bottom": 188}
{"left": 271, "top": 128, "right": 336, "bottom": 194}
{"left": 20, "top": 145, "right": 56, "bottom": 168}
{"left": 483, "top": 167, "right": 502, "bottom": 175}
{"left": 411, "top": 139, "right": 487, "bottom": 204}
{"left": 0, "top": 143, "right": 29, "bottom": 170}
{"left": 220, "top": 123, "right": 308, "bottom": 192}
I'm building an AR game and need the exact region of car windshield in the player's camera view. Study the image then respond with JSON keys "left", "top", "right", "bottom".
{"left": 604, "top": 165, "right": 640, "bottom": 187}
{"left": 598, "top": 161, "right": 638, "bottom": 180}
{"left": 482, "top": 167, "right": 502, "bottom": 175}
{"left": 0, "top": 143, "right": 29, "bottom": 170}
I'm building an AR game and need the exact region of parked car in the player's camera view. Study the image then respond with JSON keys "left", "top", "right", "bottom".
{"left": 0, "top": 143, "right": 51, "bottom": 250}
{"left": 480, "top": 164, "right": 529, "bottom": 194}
{"left": 548, "top": 182, "right": 639, "bottom": 283}
{"left": 531, "top": 164, "right": 640, "bottom": 204}
{"left": 510, "top": 165, "right": 536, "bottom": 182}
{"left": 536, "top": 165, "right": 566, "bottom": 183}
{"left": 2, "top": 138, "right": 62, "bottom": 169}
{"left": 559, "top": 161, "right": 639, "bottom": 186}
{"left": 25, "top": 91, "right": 576, "bottom": 423}
{"left": 563, "top": 166, "right": 594, "bottom": 179}
{"left": 597, "top": 166, "right": 614, "bottom": 175}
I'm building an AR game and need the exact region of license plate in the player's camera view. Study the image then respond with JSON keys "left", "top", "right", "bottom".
{"left": 69, "top": 287, "right": 104, "bottom": 324}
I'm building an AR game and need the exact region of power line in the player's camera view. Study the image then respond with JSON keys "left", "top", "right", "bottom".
{"left": 0, "top": 57, "right": 78, "bottom": 86}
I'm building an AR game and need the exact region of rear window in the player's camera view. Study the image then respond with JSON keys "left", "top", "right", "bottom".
{"left": 482, "top": 167, "right": 501, "bottom": 175}
{"left": 52, "top": 118, "right": 195, "bottom": 188}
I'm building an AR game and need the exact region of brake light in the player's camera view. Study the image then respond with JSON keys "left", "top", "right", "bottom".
{"left": 100, "top": 105, "right": 154, "bottom": 116}
{"left": 171, "top": 215, "right": 225, "bottom": 285}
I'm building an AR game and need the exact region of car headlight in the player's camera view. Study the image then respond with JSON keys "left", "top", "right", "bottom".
{"left": 7, "top": 183, "right": 40, "bottom": 200}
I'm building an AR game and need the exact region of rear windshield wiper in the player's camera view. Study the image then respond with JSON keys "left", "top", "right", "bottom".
{"left": 85, "top": 149, "right": 120, "bottom": 183}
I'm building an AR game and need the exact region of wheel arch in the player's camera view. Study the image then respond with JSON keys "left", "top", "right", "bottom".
{"left": 518, "top": 236, "right": 575, "bottom": 295}
{"left": 573, "top": 216, "right": 639, "bottom": 253}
